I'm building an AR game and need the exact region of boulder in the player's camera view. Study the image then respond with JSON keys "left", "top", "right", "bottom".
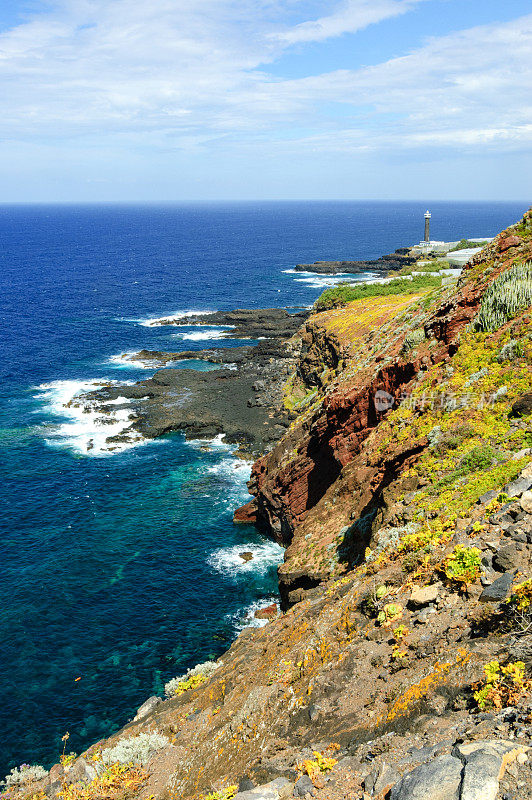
{"left": 235, "top": 777, "right": 292, "bottom": 800}
{"left": 505, "top": 476, "right": 532, "bottom": 497}
{"left": 363, "top": 762, "right": 400, "bottom": 797}
{"left": 451, "top": 740, "right": 530, "bottom": 800}
{"left": 479, "top": 490, "right": 498, "bottom": 504}
{"left": 239, "top": 552, "right": 254, "bottom": 562}
{"left": 134, "top": 695, "right": 162, "bottom": 722}
{"left": 254, "top": 603, "right": 278, "bottom": 620}
{"left": 492, "top": 545, "right": 520, "bottom": 572}
{"left": 479, "top": 572, "right": 514, "bottom": 602}
{"left": 520, "top": 490, "right": 532, "bottom": 514}
{"left": 293, "top": 775, "right": 315, "bottom": 797}
{"left": 459, "top": 749, "right": 501, "bottom": 800}
{"left": 498, "top": 234, "right": 521, "bottom": 251}
{"left": 64, "top": 757, "right": 97, "bottom": 784}
{"left": 408, "top": 584, "right": 439, "bottom": 609}
{"left": 510, "top": 393, "right": 532, "bottom": 417}
{"left": 390, "top": 755, "right": 463, "bottom": 800}
{"left": 234, "top": 501, "right": 259, "bottom": 524}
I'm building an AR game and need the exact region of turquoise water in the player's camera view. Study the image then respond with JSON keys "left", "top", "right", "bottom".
{"left": 0, "top": 201, "right": 525, "bottom": 773}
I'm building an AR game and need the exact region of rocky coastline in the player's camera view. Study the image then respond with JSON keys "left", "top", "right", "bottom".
{"left": 81, "top": 309, "right": 309, "bottom": 456}
{"left": 295, "top": 247, "right": 417, "bottom": 274}
{"left": 5, "top": 211, "right": 532, "bottom": 800}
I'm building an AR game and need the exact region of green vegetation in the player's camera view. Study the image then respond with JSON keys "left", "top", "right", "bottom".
{"left": 474, "top": 660, "right": 530, "bottom": 710}
{"left": 442, "top": 545, "right": 481, "bottom": 586}
{"left": 506, "top": 579, "right": 532, "bottom": 612}
{"left": 314, "top": 275, "right": 442, "bottom": 311}
{"left": 57, "top": 762, "right": 148, "bottom": 800}
{"left": 449, "top": 239, "right": 488, "bottom": 251}
{"left": 401, "top": 328, "right": 425, "bottom": 353}
{"left": 200, "top": 787, "right": 238, "bottom": 800}
{"left": 460, "top": 445, "right": 495, "bottom": 472}
{"left": 476, "top": 261, "right": 532, "bottom": 332}
{"left": 164, "top": 659, "right": 219, "bottom": 698}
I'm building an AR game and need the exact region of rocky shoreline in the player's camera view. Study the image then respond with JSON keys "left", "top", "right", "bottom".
{"left": 295, "top": 247, "right": 417, "bottom": 274}
{"left": 5, "top": 211, "right": 532, "bottom": 800}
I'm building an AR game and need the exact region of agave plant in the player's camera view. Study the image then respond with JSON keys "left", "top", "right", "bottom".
{"left": 476, "top": 261, "right": 532, "bottom": 332}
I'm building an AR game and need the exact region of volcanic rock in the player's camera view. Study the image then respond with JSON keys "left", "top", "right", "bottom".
{"left": 254, "top": 603, "right": 278, "bottom": 620}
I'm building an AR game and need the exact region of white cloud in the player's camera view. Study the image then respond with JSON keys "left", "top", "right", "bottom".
{"left": 274, "top": 0, "right": 421, "bottom": 44}
{"left": 246, "top": 13, "right": 532, "bottom": 152}
{"left": 0, "top": 0, "right": 530, "bottom": 161}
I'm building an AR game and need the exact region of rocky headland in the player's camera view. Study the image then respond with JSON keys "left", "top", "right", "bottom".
{"left": 294, "top": 248, "right": 417, "bottom": 275}
{"left": 81, "top": 310, "right": 310, "bottom": 456}
{"left": 144, "top": 308, "right": 310, "bottom": 339}
{"left": 4, "top": 211, "right": 532, "bottom": 800}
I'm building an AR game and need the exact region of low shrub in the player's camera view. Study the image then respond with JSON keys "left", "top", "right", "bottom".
{"left": 2, "top": 764, "right": 48, "bottom": 787}
{"left": 449, "top": 239, "right": 488, "bottom": 251}
{"left": 434, "top": 423, "right": 475, "bottom": 454}
{"left": 58, "top": 763, "right": 147, "bottom": 800}
{"left": 377, "top": 603, "right": 403, "bottom": 626}
{"left": 200, "top": 786, "right": 238, "bottom": 800}
{"left": 164, "top": 659, "right": 219, "bottom": 698}
{"left": 497, "top": 339, "right": 524, "bottom": 362}
{"left": 99, "top": 732, "right": 168, "bottom": 767}
{"left": 473, "top": 659, "right": 530, "bottom": 710}
{"left": 296, "top": 748, "right": 338, "bottom": 785}
{"left": 460, "top": 445, "right": 495, "bottom": 472}
{"left": 442, "top": 545, "right": 481, "bottom": 586}
{"left": 507, "top": 579, "right": 532, "bottom": 612}
{"left": 401, "top": 328, "right": 425, "bottom": 353}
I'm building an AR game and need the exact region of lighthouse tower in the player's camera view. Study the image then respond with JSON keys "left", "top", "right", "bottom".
{"left": 424, "top": 210, "right": 431, "bottom": 243}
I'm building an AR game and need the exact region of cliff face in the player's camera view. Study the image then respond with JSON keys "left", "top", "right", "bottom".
{"left": 5, "top": 211, "right": 532, "bottom": 800}
{"left": 246, "top": 214, "right": 532, "bottom": 606}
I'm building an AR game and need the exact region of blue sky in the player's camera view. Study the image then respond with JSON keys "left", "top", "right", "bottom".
{"left": 0, "top": 0, "right": 531, "bottom": 201}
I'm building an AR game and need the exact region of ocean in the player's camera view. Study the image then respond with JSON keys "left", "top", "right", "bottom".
{"left": 0, "top": 201, "right": 525, "bottom": 774}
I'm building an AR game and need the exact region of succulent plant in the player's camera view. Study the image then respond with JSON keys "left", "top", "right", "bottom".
{"left": 476, "top": 261, "right": 532, "bottom": 332}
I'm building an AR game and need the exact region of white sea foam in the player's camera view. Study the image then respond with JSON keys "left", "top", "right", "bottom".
{"left": 107, "top": 352, "right": 155, "bottom": 369}
{"left": 186, "top": 433, "right": 228, "bottom": 451}
{"left": 172, "top": 326, "right": 234, "bottom": 341}
{"left": 294, "top": 274, "right": 354, "bottom": 289}
{"left": 206, "top": 455, "right": 252, "bottom": 484}
{"left": 137, "top": 310, "right": 214, "bottom": 327}
{"left": 33, "top": 379, "right": 149, "bottom": 456}
{"left": 228, "top": 596, "right": 279, "bottom": 630}
{"left": 209, "top": 541, "right": 283, "bottom": 577}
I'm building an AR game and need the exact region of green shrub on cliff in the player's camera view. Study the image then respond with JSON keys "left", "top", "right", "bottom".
{"left": 314, "top": 275, "right": 442, "bottom": 311}
{"left": 164, "top": 659, "right": 219, "bottom": 698}
{"left": 450, "top": 238, "right": 488, "bottom": 251}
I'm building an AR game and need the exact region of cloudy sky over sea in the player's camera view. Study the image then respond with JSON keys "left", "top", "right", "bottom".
{"left": 0, "top": 0, "right": 530, "bottom": 200}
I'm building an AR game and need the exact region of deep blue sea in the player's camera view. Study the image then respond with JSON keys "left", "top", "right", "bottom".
{"left": 0, "top": 201, "right": 525, "bottom": 774}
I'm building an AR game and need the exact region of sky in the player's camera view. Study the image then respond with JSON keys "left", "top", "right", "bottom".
{"left": 0, "top": 0, "right": 531, "bottom": 201}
